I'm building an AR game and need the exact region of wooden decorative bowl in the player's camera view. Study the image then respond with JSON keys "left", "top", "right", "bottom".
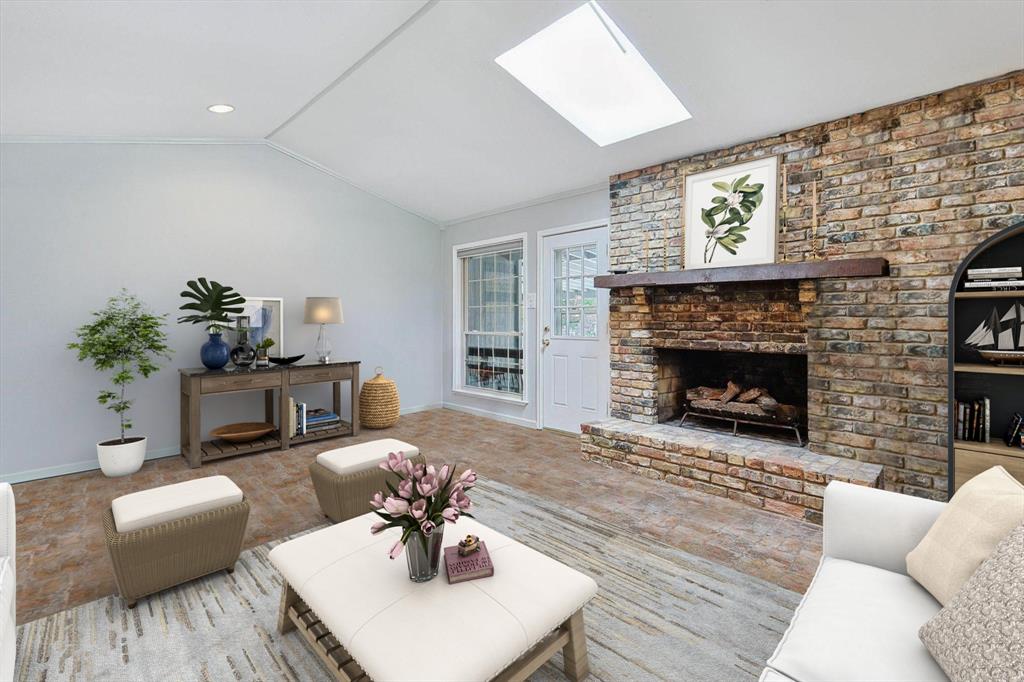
{"left": 210, "top": 422, "right": 276, "bottom": 443}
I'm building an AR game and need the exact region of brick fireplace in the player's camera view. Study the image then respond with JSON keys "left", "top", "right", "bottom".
{"left": 580, "top": 70, "right": 1024, "bottom": 516}
{"left": 582, "top": 276, "right": 884, "bottom": 523}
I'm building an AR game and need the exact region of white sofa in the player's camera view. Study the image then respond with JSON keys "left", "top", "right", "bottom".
{"left": 0, "top": 483, "right": 15, "bottom": 681}
{"left": 761, "top": 481, "right": 949, "bottom": 682}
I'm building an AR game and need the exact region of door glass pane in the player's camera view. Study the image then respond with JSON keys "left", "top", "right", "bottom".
{"left": 551, "top": 242, "right": 598, "bottom": 338}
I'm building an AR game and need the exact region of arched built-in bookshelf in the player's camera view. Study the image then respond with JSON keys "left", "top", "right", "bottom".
{"left": 947, "top": 220, "right": 1024, "bottom": 497}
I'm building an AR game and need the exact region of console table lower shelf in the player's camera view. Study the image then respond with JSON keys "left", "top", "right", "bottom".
{"left": 200, "top": 423, "right": 354, "bottom": 462}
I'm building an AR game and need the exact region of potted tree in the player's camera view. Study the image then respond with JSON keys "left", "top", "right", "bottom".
{"left": 177, "top": 277, "right": 246, "bottom": 369}
{"left": 69, "top": 291, "right": 172, "bottom": 477}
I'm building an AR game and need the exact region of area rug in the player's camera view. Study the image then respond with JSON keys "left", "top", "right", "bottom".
{"left": 16, "top": 479, "right": 800, "bottom": 681}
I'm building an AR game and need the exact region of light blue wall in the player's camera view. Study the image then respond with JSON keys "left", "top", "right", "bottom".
{"left": 0, "top": 141, "right": 443, "bottom": 481}
{"left": 441, "top": 189, "right": 609, "bottom": 428}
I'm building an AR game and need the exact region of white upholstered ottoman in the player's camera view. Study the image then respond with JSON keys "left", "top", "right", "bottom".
{"left": 269, "top": 513, "right": 598, "bottom": 681}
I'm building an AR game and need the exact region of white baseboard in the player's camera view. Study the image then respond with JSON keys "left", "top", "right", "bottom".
{"left": 3, "top": 405, "right": 445, "bottom": 484}
{"left": 441, "top": 402, "right": 541, "bottom": 429}
{"left": 1, "top": 445, "right": 181, "bottom": 484}
{"left": 401, "top": 403, "right": 443, "bottom": 415}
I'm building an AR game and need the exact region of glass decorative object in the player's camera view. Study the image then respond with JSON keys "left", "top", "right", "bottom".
{"left": 230, "top": 316, "right": 256, "bottom": 368}
{"left": 405, "top": 527, "right": 445, "bottom": 582}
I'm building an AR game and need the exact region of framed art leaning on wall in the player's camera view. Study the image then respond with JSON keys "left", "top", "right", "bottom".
{"left": 684, "top": 156, "right": 778, "bottom": 270}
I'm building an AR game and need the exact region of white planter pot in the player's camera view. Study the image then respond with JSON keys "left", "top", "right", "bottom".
{"left": 96, "top": 436, "right": 147, "bottom": 477}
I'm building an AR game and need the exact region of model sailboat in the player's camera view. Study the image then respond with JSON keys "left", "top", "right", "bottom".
{"left": 963, "top": 302, "right": 1024, "bottom": 364}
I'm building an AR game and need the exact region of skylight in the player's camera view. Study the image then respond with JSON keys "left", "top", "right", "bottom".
{"left": 495, "top": 1, "right": 690, "bottom": 147}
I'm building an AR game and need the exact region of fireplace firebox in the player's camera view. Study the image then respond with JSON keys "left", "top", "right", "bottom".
{"left": 657, "top": 349, "right": 808, "bottom": 444}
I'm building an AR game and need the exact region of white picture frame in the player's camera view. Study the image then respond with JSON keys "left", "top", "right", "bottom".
{"left": 237, "top": 296, "right": 285, "bottom": 355}
{"left": 684, "top": 156, "right": 778, "bottom": 270}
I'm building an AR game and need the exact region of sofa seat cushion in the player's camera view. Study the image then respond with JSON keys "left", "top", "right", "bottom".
{"left": 111, "top": 475, "right": 243, "bottom": 533}
{"left": 767, "top": 557, "right": 947, "bottom": 682}
{"left": 759, "top": 668, "right": 797, "bottom": 682}
{"left": 315, "top": 438, "right": 419, "bottom": 476}
{"left": 0, "top": 556, "right": 13, "bottom": 682}
{"left": 268, "top": 513, "right": 597, "bottom": 682}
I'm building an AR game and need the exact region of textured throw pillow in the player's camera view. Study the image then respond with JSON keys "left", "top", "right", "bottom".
{"left": 919, "top": 523, "right": 1024, "bottom": 682}
{"left": 906, "top": 465, "right": 1024, "bottom": 605}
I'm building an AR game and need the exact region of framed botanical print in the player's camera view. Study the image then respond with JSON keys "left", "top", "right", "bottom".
{"left": 684, "top": 156, "right": 778, "bottom": 269}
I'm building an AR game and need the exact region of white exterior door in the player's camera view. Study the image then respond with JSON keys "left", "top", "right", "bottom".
{"left": 541, "top": 226, "right": 609, "bottom": 433}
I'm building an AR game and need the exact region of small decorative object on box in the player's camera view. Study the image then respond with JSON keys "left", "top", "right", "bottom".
{"left": 445, "top": 540, "right": 494, "bottom": 584}
{"left": 369, "top": 453, "right": 477, "bottom": 582}
{"left": 457, "top": 534, "right": 480, "bottom": 556}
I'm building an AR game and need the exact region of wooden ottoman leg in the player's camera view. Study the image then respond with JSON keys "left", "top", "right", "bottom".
{"left": 278, "top": 581, "right": 298, "bottom": 635}
{"left": 562, "top": 609, "right": 589, "bottom": 681}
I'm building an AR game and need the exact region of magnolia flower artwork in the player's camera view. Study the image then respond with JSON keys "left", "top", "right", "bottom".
{"left": 370, "top": 451, "right": 476, "bottom": 560}
{"left": 684, "top": 156, "right": 779, "bottom": 270}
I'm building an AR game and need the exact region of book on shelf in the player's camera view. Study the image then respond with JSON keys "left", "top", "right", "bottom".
{"left": 967, "top": 266, "right": 1022, "bottom": 280}
{"left": 1006, "top": 412, "right": 1023, "bottom": 447}
{"left": 962, "top": 279, "right": 1024, "bottom": 289}
{"left": 288, "top": 397, "right": 297, "bottom": 437}
{"left": 954, "top": 397, "right": 991, "bottom": 443}
{"left": 444, "top": 542, "right": 494, "bottom": 584}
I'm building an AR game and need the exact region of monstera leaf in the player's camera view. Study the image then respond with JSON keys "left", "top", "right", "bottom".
{"left": 177, "top": 278, "right": 246, "bottom": 327}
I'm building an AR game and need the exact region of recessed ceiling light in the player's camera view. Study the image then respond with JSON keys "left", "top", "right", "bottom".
{"left": 207, "top": 104, "right": 234, "bottom": 114}
{"left": 495, "top": 1, "right": 690, "bottom": 147}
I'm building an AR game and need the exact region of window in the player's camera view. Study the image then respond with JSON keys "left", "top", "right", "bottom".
{"left": 457, "top": 239, "right": 525, "bottom": 398}
{"left": 495, "top": 1, "right": 690, "bottom": 146}
{"left": 552, "top": 243, "right": 599, "bottom": 337}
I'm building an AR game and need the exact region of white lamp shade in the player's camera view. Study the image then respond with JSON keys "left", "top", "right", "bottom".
{"left": 304, "top": 297, "right": 343, "bottom": 324}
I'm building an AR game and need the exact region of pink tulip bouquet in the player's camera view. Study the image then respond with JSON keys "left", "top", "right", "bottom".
{"left": 370, "top": 451, "right": 477, "bottom": 559}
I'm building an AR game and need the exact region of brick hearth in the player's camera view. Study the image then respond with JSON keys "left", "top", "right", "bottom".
{"left": 582, "top": 418, "right": 883, "bottom": 524}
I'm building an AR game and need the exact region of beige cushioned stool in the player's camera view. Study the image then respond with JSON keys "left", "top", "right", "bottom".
{"left": 309, "top": 438, "right": 424, "bottom": 523}
{"left": 104, "top": 475, "right": 249, "bottom": 607}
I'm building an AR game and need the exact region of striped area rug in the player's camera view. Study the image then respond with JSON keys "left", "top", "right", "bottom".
{"left": 16, "top": 479, "right": 799, "bottom": 681}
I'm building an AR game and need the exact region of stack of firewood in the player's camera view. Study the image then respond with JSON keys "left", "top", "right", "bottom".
{"left": 685, "top": 381, "right": 801, "bottom": 424}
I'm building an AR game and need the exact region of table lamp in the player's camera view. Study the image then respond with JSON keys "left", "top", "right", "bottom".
{"left": 304, "top": 297, "right": 343, "bottom": 364}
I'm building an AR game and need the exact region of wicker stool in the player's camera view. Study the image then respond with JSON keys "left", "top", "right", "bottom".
{"left": 310, "top": 438, "right": 424, "bottom": 523}
{"left": 104, "top": 475, "right": 250, "bottom": 608}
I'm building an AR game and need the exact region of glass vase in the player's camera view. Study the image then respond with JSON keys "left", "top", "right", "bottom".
{"left": 230, "top": 316, "right": 256, "bottom": 368}
{"left": 406, "top": 526, "right": 444, "bottom": 582}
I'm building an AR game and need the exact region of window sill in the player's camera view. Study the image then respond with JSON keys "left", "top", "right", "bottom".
{"left": 452, "top": 388, "right": 529, "bottom": 406}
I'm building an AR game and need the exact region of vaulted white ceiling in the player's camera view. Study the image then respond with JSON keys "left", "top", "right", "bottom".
{"left": 3, "top": 0, "right": 1022, "bottom": 224}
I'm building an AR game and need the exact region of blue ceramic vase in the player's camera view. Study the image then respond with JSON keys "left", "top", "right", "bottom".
{"left": 200, "top": 332, "right": 230, "bottom": 370}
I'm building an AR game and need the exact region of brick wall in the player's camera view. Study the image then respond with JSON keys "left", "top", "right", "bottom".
{"left": 607, "top": 71, "right": 1024, "bottom": 499}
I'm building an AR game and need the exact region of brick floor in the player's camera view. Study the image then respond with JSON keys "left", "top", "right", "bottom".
{"left": 11, "top": 408, "right": 821, "bottom": 624}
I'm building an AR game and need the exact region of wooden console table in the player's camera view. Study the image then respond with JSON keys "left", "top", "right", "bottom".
{"left": 179, "top": 361, "right": 360, "bottom": 468}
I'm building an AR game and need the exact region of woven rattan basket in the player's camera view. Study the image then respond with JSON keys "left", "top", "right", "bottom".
{"left": 359, "top": 367, "right": 400, "bottom": 429}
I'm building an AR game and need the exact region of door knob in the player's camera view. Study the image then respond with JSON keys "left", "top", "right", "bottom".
{"left": 542, "top": 338, "right": 550, "bottom": 347}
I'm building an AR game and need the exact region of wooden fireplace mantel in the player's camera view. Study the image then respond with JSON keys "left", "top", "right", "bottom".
{"left": 594, "top": 257, "right": 889, "bottom": 289}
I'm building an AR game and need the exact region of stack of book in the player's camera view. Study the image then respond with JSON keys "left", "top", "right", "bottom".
{"left": 286, "top": 399, "right": 342, "bottom": 436}
{"left": 305, "top": 408, "right": 342, "bottom": 433}
{"left": 954, "top": 397, "right": 990, "bottom": 443}
{"left": 963, "top": 266, "right": 1024, "bottom": 291}
{"left": 1005, "top": 412, "right": 1024, "bottom": 448}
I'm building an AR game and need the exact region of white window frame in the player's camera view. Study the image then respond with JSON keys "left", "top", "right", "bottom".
{"left": 452, "top": 233, "right": 529, "bottom": 404}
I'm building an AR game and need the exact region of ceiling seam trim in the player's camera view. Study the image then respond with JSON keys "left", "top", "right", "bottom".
{"left": 263, "top": 140, "right": 442, "bottom": 226}
{"left": 443, "top": 182, "right": 609, "bottom": 227}
{"left": 264, "top": 0, "right": 439, "bottom": 140}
